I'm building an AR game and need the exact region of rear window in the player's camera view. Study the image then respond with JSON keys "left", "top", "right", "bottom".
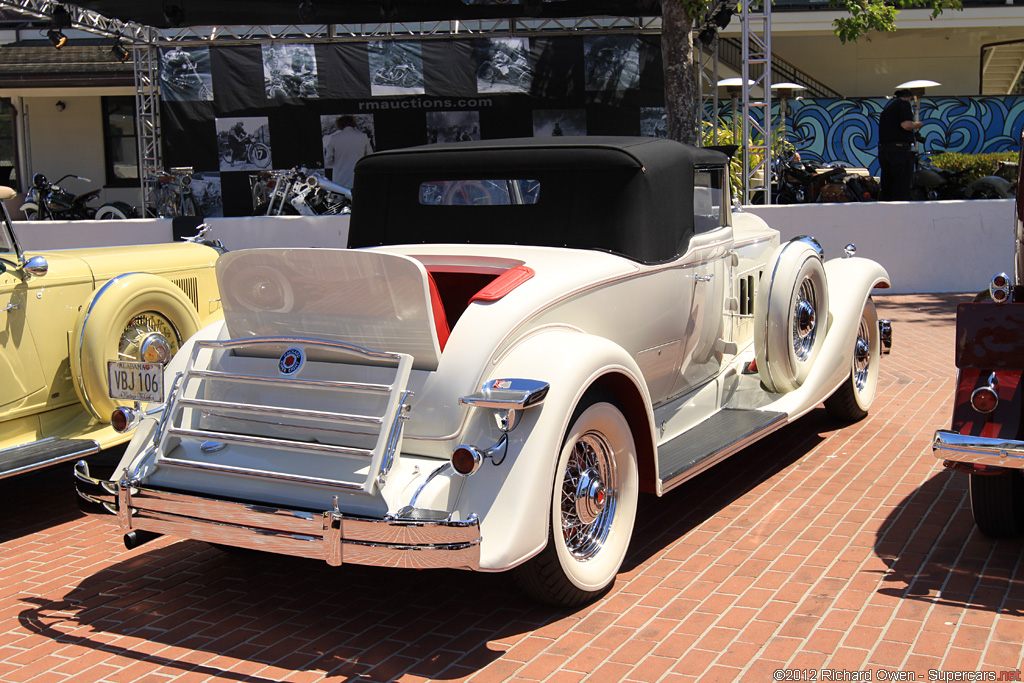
{"left": 419, "top": 179, "right": 540, "bottom": 206}
{"left": 693, "top": 166, "right": 727, "bottom": 233}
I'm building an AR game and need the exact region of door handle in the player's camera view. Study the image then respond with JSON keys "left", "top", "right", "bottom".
{"left": 694, "top": 274, "right": 714, "bottom": 283}
{"left": 1, "top": 302, "right": 20, "bottom": 313}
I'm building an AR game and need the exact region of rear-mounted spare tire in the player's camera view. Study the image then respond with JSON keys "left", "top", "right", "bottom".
{"left": 71, "top": 272, "right": 200, "bottom": 422}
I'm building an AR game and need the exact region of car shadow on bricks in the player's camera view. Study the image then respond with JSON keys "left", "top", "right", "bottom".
{"left": 14, "top": 535, "right": 582, "bottom": 680}
{"left": 873, "top": 469, "right": 1024, "bottom": 615}
{"left": 622, "top": 408, "right": 833, "bottom": 573}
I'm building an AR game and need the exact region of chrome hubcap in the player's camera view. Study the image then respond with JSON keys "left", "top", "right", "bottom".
{"left": 120, "top": 312, "right": 180, "bottom": 363}
{"left": 853, "top": 317, "right": 871, "bottom": 392}
{"left": 561, "top": 431, "right": 617, "bottom": 560}
{"left": 574, "top": 469, "right": 607, "bottom": 525}
{"left": 792, "top": 278, "right": 818, "bottom": 361}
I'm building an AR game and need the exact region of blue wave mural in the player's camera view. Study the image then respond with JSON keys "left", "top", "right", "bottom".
{"left": 787, "top": 96, "right": 1024, "bottom": 175}
{"left": 709, "top": 95, "right": 1024, "bottom": 175}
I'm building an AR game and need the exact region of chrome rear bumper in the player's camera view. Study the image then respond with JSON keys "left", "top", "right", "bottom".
{"left": 74, "top": 461, "right": 481, "bottom": 570}
{"left": 932, "top": 429, "right": 1024, "bottom": 469}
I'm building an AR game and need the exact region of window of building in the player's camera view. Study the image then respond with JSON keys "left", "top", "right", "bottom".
{"left": 0, "top": 99, "right": 16, "bottom": 189}
{"left": 102, "top": 96, "right": 139, "bottom": 187}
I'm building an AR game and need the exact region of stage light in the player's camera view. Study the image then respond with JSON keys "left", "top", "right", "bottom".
{"left": 47, "top": 29, "right": 66, "bottom": 49}
{"left": 50, "top": 4, "right": 72, "bottom": 28}
{"left": 111, "top": 37, "right": 130, "bottom": 63}
{"left": 163, "top": 0, "right": 185, "bottom": 27}
{"left": 298, "top": 0, "right": 316, "bottom": 22}
{"left": 380, "top": 0, "right": 396, "bottom": 21}
{"left": 714, "top": 7, "right": 734, "bottom": 29}
{"left": 521, "top": 0, "right": 543, "bottom": 17}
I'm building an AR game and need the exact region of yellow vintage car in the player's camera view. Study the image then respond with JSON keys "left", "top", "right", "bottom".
{"left": 0, "top": 185, "right": 221, "bottom": 479}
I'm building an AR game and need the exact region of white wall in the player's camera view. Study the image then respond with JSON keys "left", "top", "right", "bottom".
{"left": 744, "top": 199, "right": 1015, "bottom": 294}
{"left": 10, "top": 92, "right": 141, "bottom": 208}
{"left": 13, "top": 214, "right": 351, "bottom": 252}
{"left": 721, "top": 7, "right": 1024, "bottom": 97}
{"left": 12, "top": 201, "right": 1015, "bottom": 295}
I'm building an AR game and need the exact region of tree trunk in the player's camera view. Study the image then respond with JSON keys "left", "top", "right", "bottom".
{"left": 660, "top": 0, "right": 698, "bottom": 145}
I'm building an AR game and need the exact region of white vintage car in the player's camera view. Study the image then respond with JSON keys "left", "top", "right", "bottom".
{"left": 77, "top": 137, "right": 891, "bottom": 606}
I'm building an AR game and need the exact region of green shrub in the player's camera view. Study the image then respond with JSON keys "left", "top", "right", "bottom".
{"left": 929, "top": 151, "right": 1018, "bottom": 184}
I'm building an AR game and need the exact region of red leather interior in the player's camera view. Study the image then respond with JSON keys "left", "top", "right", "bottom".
{"left": 425, "top": 271, "right": 450, "bottom": 351}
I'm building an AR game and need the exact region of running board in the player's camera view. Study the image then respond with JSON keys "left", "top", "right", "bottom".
{"left": 658, "top": 409, "right": 787, "bottom": 494}
{"left": 0, "top": 437, "right": 100, "bottom": 480}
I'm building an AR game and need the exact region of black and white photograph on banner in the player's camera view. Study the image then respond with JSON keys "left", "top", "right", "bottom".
{"left": 216, "top": 117, "right": 273, "bottom": 172}
{"left": 191, "top": 172, "right": 224, "bottom": 217}
{"left": 320, "top": 114, "right": 376, "bottom": 189}
{"left": 425, "top": 111, "right": 480, "bottom": 144}
{"left": 319, "top": 114, "right": 376, "bottom": 161}
{"left": 262, "top": 44, "right": 320, "bottom": 101}
{"left": 641, "top": 107, "right": 668, "bottom": 138}
{"left": 583, "top": 35, "right": 641, "bottom": 95}
{"left": 368, "top": 41, "right": 425, "bottom": 96}
{"left": 159, "top": 47, "right": 214, "bottom": 101}
{"left": 532, "top": 108, "right": 586, "bottom": 137}
{"left": 476, "top": 37, "right": 533, "bottom": 94}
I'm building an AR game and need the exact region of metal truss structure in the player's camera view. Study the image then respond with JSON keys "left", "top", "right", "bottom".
{"left": 1, "top": 0, "right": 772, "bottom": 205}
{"left": 740, "top": 0, "right": 771, "bottom": 205}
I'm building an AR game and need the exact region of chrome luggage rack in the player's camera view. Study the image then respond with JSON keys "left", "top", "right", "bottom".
{"left": 151, "top": 336, "right": 413, "bottom": 494}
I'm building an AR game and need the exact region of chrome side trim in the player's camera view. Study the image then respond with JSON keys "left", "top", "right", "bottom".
{"left": 932, "top": 429, "right": 1024, "bottom": 469}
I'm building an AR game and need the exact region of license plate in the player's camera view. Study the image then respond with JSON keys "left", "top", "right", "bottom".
{"left": 108, "top": 360, "right": 164, "bottom": 402}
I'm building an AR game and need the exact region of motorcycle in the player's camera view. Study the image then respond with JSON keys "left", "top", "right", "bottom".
{"left": 771, "top": 152, "right": 878, "bottom": 204}
{"left": 224, "top": 136, "right": 271, "bottom": 169}
{"left": 252, "top": 167, "right": 351, "bottom": 216}
{"left": 911, "top": 150, "right": 1014, "bottom": 201}
{"left": 371, "top": 62, "right": 418, "bottom": 88}
{"left": 20, "top": 173, "right": 137, "bottom": 221}
{"left": 477, "top": 56, "right": 531, "bottom": 89}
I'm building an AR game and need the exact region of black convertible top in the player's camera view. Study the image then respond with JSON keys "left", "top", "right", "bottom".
{"left": 348, "top": 137, "right": 729, "bottom": 264}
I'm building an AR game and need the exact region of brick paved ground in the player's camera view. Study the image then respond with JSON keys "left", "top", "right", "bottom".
{"left": 3, "top": 292, "right": 1023, "bottom": 683}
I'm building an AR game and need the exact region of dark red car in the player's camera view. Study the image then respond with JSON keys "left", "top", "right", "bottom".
{"left": 932, "top": 134, "right": 1024, "bottom": 537}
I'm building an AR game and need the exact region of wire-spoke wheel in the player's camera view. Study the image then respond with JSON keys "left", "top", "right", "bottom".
{"left": 825, "top": 297, "right": 880, "bottom": 422}
{"left": 515, "top": 397, "right": 638, "bottom": 607}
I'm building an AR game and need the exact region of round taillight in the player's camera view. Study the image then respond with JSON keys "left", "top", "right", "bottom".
{"left": 111, "top": 407, "right": 136, "bottom": 433}
{"left": 451, "top": 445, "right": 482, "bottom": 476}
{"left": 990, "top": 273, "right": 1011, "bottom": 303}
{"left": 971, "top": 386, "right": 999, "bottom": 413}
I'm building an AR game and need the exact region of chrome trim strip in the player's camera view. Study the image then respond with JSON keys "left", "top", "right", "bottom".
{"left": 0, "top": 439, "right": 100, "bottom": 480}
{"left": 932, "top": 429, "right": 1024, "bottom": 468}
{"left": 156, "top": 452, "right": 368, "bottom": 488}
{"left": 196, "top": 336, "right": 403, "bottom": 364}
{"left": 106, "top": 484, "right": 481, "bottom": 570}
{"left": 76, "top": 272, "right": 145, "bottom": 421}
{"left": 659, "top": 412, "right": 790, "bottom": 495}
{"left": 175, "top": 396, "right": 385, "bottom": 425}
{"left": 378, "top": 391, "right": 413, "bottom": 483}
{"left": 184, "top": 368, "right": 393, "bottom": 394}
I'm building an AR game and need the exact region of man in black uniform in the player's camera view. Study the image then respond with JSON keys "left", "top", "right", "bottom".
{"left": 877, "top": 88, "right": 924, "bottom": 201}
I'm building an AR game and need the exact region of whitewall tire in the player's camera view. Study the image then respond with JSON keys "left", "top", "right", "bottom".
{"left": 755, "top": 240, "right": 829, "bottom": 393}
{"left": 824, "top": 297, "right": 880, "bottom": 421}
{"left": 515, "top": 398, "right": 639, "bottom": 606}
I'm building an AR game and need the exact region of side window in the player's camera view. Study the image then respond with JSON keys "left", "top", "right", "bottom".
{"left": 101, "top": 96, "right": 139, "bottom": 188}
{"left": 693, "top": 166, "right": 727, "bottom": 233}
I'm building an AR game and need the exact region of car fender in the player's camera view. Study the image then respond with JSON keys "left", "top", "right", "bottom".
{"left": 770, "top": 256, "right": 890, "bottom": 419}
{"left": 447, "top": 326, "right": 655, "bottom": 572}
